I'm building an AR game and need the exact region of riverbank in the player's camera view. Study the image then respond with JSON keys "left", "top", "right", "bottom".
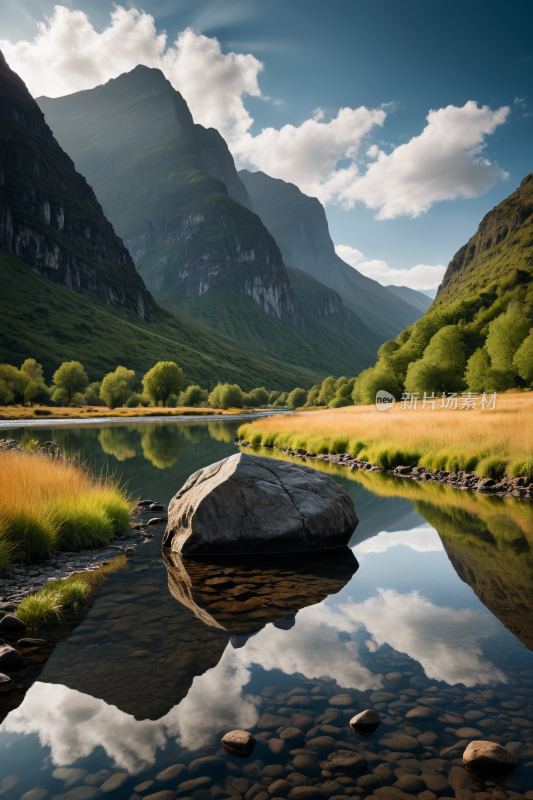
{"left": 237, "top": 391, "right": 533, "bottom": 479}
{"left": 0, "top": 404, "right": 243, "bottom": 422}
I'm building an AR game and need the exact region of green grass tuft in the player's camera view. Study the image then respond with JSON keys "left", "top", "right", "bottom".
{"left": 477, "top": 456, "right": 508, "bottom": 480}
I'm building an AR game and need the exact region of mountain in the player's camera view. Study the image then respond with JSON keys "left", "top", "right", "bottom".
{"left": 37, "top": 66, "right": 299, "bottom": 329}
{"left": 36, "top": 66, "right": 381, "bottom": 378}
{"left": 434, "top": 172, "right": 533, "bottom": 306}
{"left": 0, "top": 51, "right": 154, "bottom": 320}
{"left": 238, "top": 169, "right": 425, "bottom": 341}
{"left": 419, "top": 288, "right": 437, "bottom": 299}
{"left": 385, "top": 284, "right": 433, "bottom": 313}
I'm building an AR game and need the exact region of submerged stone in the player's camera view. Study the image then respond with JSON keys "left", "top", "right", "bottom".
{"left": 463, "top": 740, "right": 517, "bottom": 778}
{"left": 163, "top": 453, "right": 358, "bottom": 554}
{"left": 349, "top": 709, "right": 381, "bottom": 736}
{"left": 0, "top": 615, "right": 26, "bottom": 632}
{"left": 221, "top": 730, "right": 256, "bottom": 758}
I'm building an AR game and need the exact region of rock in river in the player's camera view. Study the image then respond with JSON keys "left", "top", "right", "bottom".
{"left": 162, "top": 453, "right": 358, "bottom": 554}
{"left": 0, "top": 644, "right": 24, "bottom": 672}
{"left": 221, "top": 729, "right": 256, "bottom": 758}
{"left": 349, "top": 709, "right": 381, "bottom": 736}
{"left": 463, "top": 740, "right": 517, "bottom": 778}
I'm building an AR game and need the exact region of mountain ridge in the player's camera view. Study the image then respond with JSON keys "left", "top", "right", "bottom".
{"left": 238, "top": 168, "right": 425, "bottom": 342}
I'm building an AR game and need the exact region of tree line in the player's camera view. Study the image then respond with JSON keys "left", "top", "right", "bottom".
{"left": 0, "top": 359, "right": 312, "bottom": 410}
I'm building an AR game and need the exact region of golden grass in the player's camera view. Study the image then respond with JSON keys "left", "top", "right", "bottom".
{"left": 0, "top": 450, "right": 135, "bottom": 565}
{"left": 239, "top": 391, "right": 533, "bottom": 477}
{"left": 0, "top": 405, "right": 247, "bottom": 421}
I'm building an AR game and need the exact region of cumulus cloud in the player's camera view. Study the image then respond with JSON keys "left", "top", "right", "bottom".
{"left": 336, "top": 244, "right": 445, "bottom": 290}
{"left": 325, "top": 590, "right": 507, "bottom": 687}
{"left": 1, "top": 6, "right": 509, "bottom": 217}
{"left": 352, "top": 524, "right": 444, "bottom": 555}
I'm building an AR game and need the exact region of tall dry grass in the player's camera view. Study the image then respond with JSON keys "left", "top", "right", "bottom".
{"left": 0, "top": 450, "right": 135, "bottom": 566}
{"left": 238, "top": 392, "right": 533, "bottom": 477}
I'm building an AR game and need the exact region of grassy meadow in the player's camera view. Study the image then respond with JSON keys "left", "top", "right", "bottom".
{"left": 0, "top": 405, "right": 246, "bottom": 421}
{"left": 0, "top": 449, "right": 135, "bottom": 568}
{"left": 238, "top": 391, "right": 533, "bottom": 478}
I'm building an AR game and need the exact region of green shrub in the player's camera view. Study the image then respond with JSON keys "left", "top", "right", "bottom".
{"left": 369, "top": 445, "right": 421, "bottom": 470}
{"left": 330, "top": 437, "right": 349, "bottom": 454}
{"left": 348, "top": 439, "right": 367, "bottom": 457}
{"left": 509, "top": 456, "right": 533, "bottom": 478}
{"left": 262, "top": 432, "right": 278, "bottom": 448}
{"left": 16, "top": 590, "right": 63, "bottom": 634}
{"left": 477, "top": 456, "right": 508, "bottom": 480}
{"left": 250, "top": 432, "right": 263, "bottom": 447}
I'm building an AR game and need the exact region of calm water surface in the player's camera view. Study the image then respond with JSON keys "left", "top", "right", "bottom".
{"left": 2, "top": 421, "right": 533, "bottom": 797}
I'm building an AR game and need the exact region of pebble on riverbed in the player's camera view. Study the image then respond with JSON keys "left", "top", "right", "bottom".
{"left": 221, "top": 730, "right": 256, "bottom": 758}
{"left": 349, "top": 709, "right": 381, "bottom": 736}
{"left": 463, "top": 739, "right": 517, "bottom": 778}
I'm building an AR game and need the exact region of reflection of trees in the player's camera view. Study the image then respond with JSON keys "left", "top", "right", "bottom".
{"left": 180, "top": 425, "right": 204, "bottom": 446}
{"left": 208, "top": 422, "right": 237, "bottom": 444}
{"left": 141, "top": 424, "right": 182, "bottom": 469}
{"left": 98, "top": 427, "right": 136, "bottom": 461}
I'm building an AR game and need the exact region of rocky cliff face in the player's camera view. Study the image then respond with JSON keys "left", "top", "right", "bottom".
{"left": 435, "top": 172, "right": 533, "bottom": 305}
{"left": 239, "top": 169, "right": 426, "bottom": 342}
{"left": 0, "top": 52, "right": 154, "bottom": 319}
{"left": 37, "top": 67, "right": 298, "bottom": 327}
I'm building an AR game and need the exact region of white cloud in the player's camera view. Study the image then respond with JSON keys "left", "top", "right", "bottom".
{"left": 335, "top": 244, "right": 445, "bottom": 291}
{"left": 325, "top": 590, "right": 507, "bottom": 687}
{"left": 353, "top": 524, "right": 444, "bottom": 555}
{"left": 0, "top": 6, "right": 509, "bottom": 218}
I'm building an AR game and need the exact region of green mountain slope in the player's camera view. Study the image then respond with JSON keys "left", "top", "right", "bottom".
{"left": 37, "top": 66, "right": 300, "bottom": 328}
{"left": 153, "top": 271, "right": 378, "bottom": 378}
{"left": 0, "top": 252, "right": 330, "bottom": 388}
{"left": 0, "top": 51, "right": 154, "bottom": 320}
{"left": 434, "top": 172, "right": 533, "bottom": 306}
{"left": 238, "top": 169, "right": 424, "bottom": 341}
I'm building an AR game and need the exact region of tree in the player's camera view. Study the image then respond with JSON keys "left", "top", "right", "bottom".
{"left": 208, "top": 383, "right": 224, "bottom": 408}
{"left": 0, "top": 364, "right": 30, "bottom": 404}
{"left": 486, "top": 312, "right": 531, "bottom": 372}
{"left": 84, "top": 382, "right": 105, "bottom": 406}
{"left": 0, "top": 378, "right": 14, "bottom": 405}
{"left": 21, "top": 358, "right": 44, "bottom": 384}
{"left": 142, "top": 361, "right": 184, "bottom": 406}
{"left": 250, "top": 387, "right": 269, "bottom": 406}
{"left": 306, "top": 384, "right": 321, "bottom": 407}
{"left": 242, "top": 393, "right": 257, "bottom": 407}
{"left": 287, "top": 387, "right": 307, "bottom": 409}
{"left": 465, "top": 348, "right": 492, "bottom": 392}
{"left": 404, "top": 359, "right": 450, "bottom": 396}
{"left": 273, "top": 392, "right": 288, "bottom": 407}
{"left": 181, "top": 385, "right": 204, "bottom": 406}
{"left": 423, "top": 325, "right": 466, "bottom": 376}
{"left": 513, "top": 332, "right": 533, "bottom": 384}
{"left": 268, "top": 390, "right": 281, "bottom": 405}
{"left": 317, "top": 376, "right": 336, "bottom": 405}
{"left": 329, "top": 378, "right": 356, "bottom": 408}
{"left": 356, "top": 366, "right": 402, "bottom": 405}
{"left": 100, "top": 366, "right": 136, "bottom": 409}
{"left": 52, "top": 361, "right": 89, "bottom": 406}
{"left": 221, "top": 384, "right": 244, "bottom": 409}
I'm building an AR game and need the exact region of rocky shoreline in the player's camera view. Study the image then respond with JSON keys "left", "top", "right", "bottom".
{"left": 237, "top": 441, "right": 533, "bottom": 500}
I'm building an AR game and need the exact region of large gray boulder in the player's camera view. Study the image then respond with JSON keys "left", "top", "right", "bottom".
{"left": 163, "top": 452, "right": 358, "bottom": 554}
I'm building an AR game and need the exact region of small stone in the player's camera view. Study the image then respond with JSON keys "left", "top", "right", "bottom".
{"left": 51, "top": 788, "right": 101, "bottom": 800}
{"left": 52, "top": 770, "right": 88, "bottom": 789}
{"left": 267, "top": 739, "right": 285, "bottom": 755}
{"left": 257, "top": 714, "right": 291, "bottom": 730}
{"left": 0, "top": 777, "right": 19, "bottom": 795}
{"left": 262, "top": 767, "right": 286, "bottom": 780}
{"left": 287, "top": 789, "right": 326, "bottom": 800}
{"left": 156, "top": 766, "right": 188, "bottom": 783}
{"left": 267, "top": 781, "right": 291, "bottom": 798}
{"left": 149, "top": 504, "right": 165, "bottom": 511}
{"left": 319, "top": 782, "right": 342, "bottom": 798}
{"left": 222, "top": 730, "right": 256, "bottom": 758}
{"left": 393, "top": 774, "right": 425, "bottom": 792}
{"left": 280, "top": 728, "right": 305, "bottom": 743}
{"left": 134, "top": 784, "right": 155, "bottom": 795}
{"left": 463, "top": 740, "right": 517, "bottom": 778}
{"left": 85, "top": 773, "right": 112, "bottom": 788}
{"left": 405, "top": 706, "right": 436, "bottom": 720}
{"left": 291, "top": 715, "right": 315, "bottom": 732}
{"left": 0, "top": 644, "right": 24, "bottom": 672}
{"left": 291, "top": 756, "right": 320, "bottom": 777}
{"left": 100, "top": 775, "right": 129, "bottom": 793}
{"left": 0, "top": 614, "right": 26, "bottom": 632}
{"left": 455, "top": 727, "right": 482, "bottom": 739}
{"left": 145, "top": 793, "right": 176, "bottom": 800}
{"left": 349, "top": 709, "right": 381, "bottom": 736}
{"left": 189, "top": 759, "right": 226, "bottom": 779}
{"left": 417, "top": 731, "right": 438, "bottom": 746}
{"left": 177, "top": 779, "right": 212, "bottom": 796}
{"left": 21, "top": 790, "right": 48, "bottom": 800}
{"left": 325, "top": 754, "right": 366, "bottom": 774}
{"left": 0, "top": 673, "right": 11, "bottom": 684}
{"left": 385, "top": 673, "right": 403, "bottom": 686}
{"left": 305, "top": 737, "right": 336, "bottom": 755}
{"left": 18, "top": 638, "right": 47, "bottom": 647}
{"left": 147, "top": 518, "right": 166, "bottom": 526}
{"left": 379, "top": 732, "right": 419, "bottom": 751}
{"left": 420, "top": 772, "right": 451, "bottom": 794}
{"left": 328, "top": 694, "right": 353, "bottom": 707}
{"left": 370, "top": 692, "right": 396, "bottom": 704}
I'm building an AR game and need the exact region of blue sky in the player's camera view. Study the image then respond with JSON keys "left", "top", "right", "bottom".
{"left": 2, "top": 0, "right": 532, "bottom": 290}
